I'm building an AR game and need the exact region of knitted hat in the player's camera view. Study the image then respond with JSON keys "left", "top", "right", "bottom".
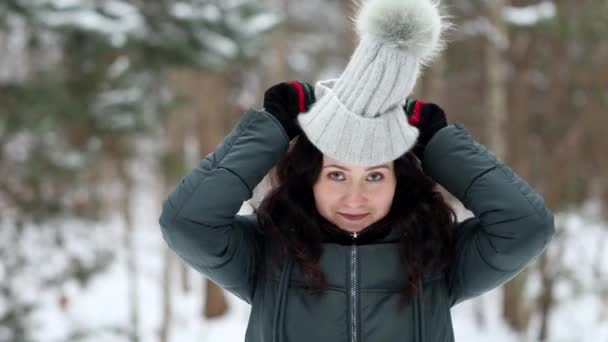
{"left": 297, "top": 0, "right": 447, "bottom": 166}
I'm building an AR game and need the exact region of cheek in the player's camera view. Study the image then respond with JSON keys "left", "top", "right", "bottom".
{"left": 379, "top": 192, "right": 395, "bottom": 210}
{"left": 313, "top": 180, "right": 338, "bottom": 211}
{"left": 374, "top": 183, "right": 396, "bottom": 210}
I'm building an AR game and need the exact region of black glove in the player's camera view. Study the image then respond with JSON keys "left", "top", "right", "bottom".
{"left": 403, "top": 98, "right": 448, "bottom": 159}
{"left": 263, "top": 81, "right": 316, "bottom": 140}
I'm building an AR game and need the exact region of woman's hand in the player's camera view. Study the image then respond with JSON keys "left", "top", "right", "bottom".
{"left": 263, "top": 81, "right": 316, "bottom": 140}
{"left": 403, "top": 98, "right": 448, "bottom": 159}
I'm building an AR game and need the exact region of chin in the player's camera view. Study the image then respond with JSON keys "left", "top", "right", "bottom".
{"left": 335, "top": 220, "right": 369, "bottom": 233}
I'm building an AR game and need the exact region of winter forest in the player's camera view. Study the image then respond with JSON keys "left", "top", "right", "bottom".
{"left": 1, "top": 0, "right": 607, "bottom": 341}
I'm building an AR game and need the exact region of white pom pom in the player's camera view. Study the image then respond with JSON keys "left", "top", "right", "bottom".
{"left": 355, "top": 0, "right": 449, "bottom": 65}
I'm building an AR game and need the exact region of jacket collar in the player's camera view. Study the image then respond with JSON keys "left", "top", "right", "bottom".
{"left": 319, "top": 215, "right": 400, "bottom": 245}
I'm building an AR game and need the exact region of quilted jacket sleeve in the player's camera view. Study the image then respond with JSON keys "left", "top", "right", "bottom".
{"left": 158, "top": 109, "right": 289, "bottom": 304}
{"left": 421, "top": 124, "right": 555, "bottom": 307}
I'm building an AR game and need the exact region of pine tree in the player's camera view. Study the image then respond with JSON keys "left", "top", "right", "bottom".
{"left": 0, "top": 1, "right": 277, "bottom": 340}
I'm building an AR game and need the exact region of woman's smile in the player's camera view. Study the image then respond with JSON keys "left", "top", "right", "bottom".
{"left": 338, "top": 213, "right": 370, "bottom": 221}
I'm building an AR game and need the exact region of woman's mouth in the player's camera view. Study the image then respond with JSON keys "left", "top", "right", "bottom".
{"left": 339, "top": 213, "right": 369, "bottom": 221}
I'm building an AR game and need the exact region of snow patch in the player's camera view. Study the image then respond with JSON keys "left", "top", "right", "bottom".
{"left": 504, "top": 1, "right": 557, "bottom": 27}
{"left": 39, "top": 1, "right": 145, "bottom": 47}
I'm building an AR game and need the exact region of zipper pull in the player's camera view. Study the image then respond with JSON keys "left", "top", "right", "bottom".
{"left": 352, "top": 231, "right": 358, "bottom": 240}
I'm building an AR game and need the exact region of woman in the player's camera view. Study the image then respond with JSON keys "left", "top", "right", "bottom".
{"left": 159, "top": 0, "right": 555, "bottom": 341}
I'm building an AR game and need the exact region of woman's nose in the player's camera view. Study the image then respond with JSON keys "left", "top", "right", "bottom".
{"left": 343, "top": 184, "right": 367, "bottom": 206}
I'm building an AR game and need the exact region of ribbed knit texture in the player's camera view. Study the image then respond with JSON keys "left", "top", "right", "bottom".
{"left": 297, "top": 35, "right": 420, "bottom": 165}
{"left": 297, "top": 0, "right": 446, "bottom": 166}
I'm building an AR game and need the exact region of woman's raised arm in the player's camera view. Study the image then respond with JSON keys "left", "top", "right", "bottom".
{"left": 421, "top": 123, "right": 555, "bottom": 307}
{"left": 159, "top": 109, "right": 289, "bottom": 303}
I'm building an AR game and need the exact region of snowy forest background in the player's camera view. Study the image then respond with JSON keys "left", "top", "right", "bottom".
{"left": 1, "top": 0, "right": 607, "bottom": 341}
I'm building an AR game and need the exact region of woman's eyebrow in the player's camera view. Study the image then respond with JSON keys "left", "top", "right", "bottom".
{"left": 322, "top": 164, "right": 390, "bottom": 171}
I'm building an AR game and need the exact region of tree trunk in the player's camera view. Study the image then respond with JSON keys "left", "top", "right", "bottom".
{"left": 502, "top": 271, "right": 531, "bottom": 333}
{"left": 483, "top": 0, "right": 509, "bottom": 160}
{"left": 159, "top": 245, "right": 174, "bottom": 342}
{"left": 169, "top": 69, "right": 232, "bottom": 320}
{"left": 263, "top": 0, "right": 289, "bottom": 84}
{"left": 180, "top": 262, "right": 191, "bottom": 293}
{"left": 482, "top": 0, "right": 530, "bottom": 333}
{"left": 507, "top": 28, "right": 539, "bottom": 180}
{"left": 536, "top": 219, "right": 568, "bottom": 341}
{"left": 119, "top": 162, "right": 140, "bottom": 342}
{"left": 537, "top": 252, "right": 554, "bottom": 341}
{"left": 204, "top": 279, "right": 229, "bottom": 318}
{"left": 158, "top": 68, "right": 200, "bottom": 340}
{"left": 196, "top": 72, "right": 231, "bottom": 319}
{"left": 419, "top": 53, "right": 446, "bottom": 102}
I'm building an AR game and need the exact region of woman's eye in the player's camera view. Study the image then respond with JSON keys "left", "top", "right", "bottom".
{"left": 328, "top": 171, "right": 344, "bottom": 180}
{"left": 328, "top": 172, "right": 383, "bottom": 182}
{"left": 368, "top": 173, "right": 383, "bottom": 182}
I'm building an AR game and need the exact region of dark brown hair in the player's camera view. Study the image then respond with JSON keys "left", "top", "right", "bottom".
{"left": 256, "top": 133, "right": 457, "bottom": 305}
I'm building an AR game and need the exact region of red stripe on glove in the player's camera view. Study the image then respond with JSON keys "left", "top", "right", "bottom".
{"left": 409, "top": 100, "right": 424, "bottom": 125}
{"left": 288, "top": 80, "right": 305, "bottom": 113}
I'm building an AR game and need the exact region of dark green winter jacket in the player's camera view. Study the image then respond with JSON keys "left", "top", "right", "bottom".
{"left": 159, "top": 108, "right": 555, "bottom": 342}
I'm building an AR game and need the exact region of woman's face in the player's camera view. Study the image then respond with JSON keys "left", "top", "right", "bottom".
{"left": 313, "top": 155, "right": 397, "bottom": 233}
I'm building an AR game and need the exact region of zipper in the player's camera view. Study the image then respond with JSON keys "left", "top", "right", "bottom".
{"left": 350, "top": 231, "right": 359, "bottom": 342}
{"left": 418, "top": 279, "right": 425, "bottom": 342}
